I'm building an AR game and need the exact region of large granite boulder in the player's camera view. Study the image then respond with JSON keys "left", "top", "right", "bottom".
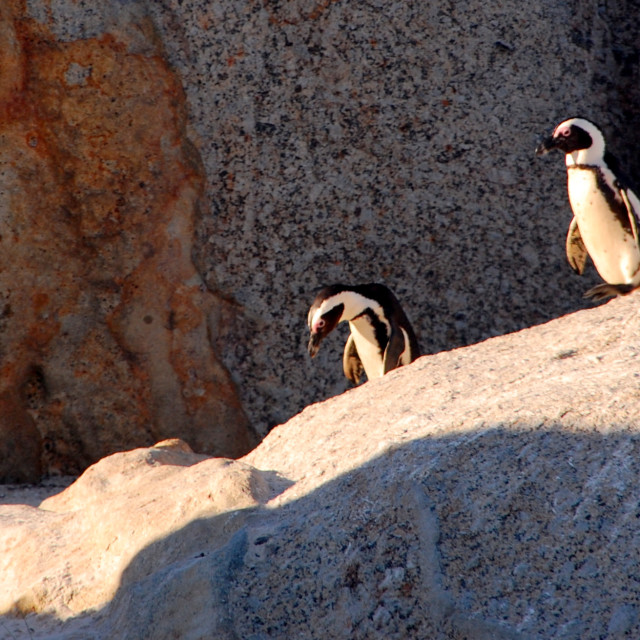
{"left": 3, "top": 0, "right": 640, "bottom": 474}
{"left": 1, "top": 294, "right": 639, "bottom": 638}
{"left": 147, "top": 0, "right": 640, "bottom": 433}
{"left": 0, "top": 439, "right": 283, "bottom": 621}
{"left": 0, "top": 1, "right": 254, "bottom": 481}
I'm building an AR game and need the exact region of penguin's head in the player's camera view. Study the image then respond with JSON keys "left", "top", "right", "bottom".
{"left": 307, "top": 289, "right": 346, "bottom": 358}
{"left": 307, "top": 284, "right": 349, "bottom": 358}
{"left": 535, "top": 117, "right": 606, "bottom": 164}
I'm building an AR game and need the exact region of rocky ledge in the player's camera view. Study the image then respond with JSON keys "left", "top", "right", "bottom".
{"left": 1, "top": 293, "right": 639, "bottom": 639}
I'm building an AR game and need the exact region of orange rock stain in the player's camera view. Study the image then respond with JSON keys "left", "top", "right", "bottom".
{"left": 0, "top": 5, "right": 251, "bottom": 476}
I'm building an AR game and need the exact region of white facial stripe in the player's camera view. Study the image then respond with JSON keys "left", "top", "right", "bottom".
{"left": 312, "top": 293, "right": 346, "bottom": 323}
{"left": 315, "top": 290, "right": 386, "bottom": 325}
{"left": 555, "top": 117, "right": 606, "bottom": 165}
{"left": 309, "top": 306, "right": 328, "bottom": 331}
{"left": 554, "top": 117, "right": 597, "bottom": 137}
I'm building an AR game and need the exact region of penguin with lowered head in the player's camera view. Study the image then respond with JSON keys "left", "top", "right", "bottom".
{"left": 536, "top": 116, "right": 640, "bottom": 300}
{"left": 307, "top": 283, "right": 420, "bottom": 384}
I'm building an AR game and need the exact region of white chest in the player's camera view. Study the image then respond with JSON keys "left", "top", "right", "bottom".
{"left": 348, "top": 317, "right": 387, "bottom": 380}
{"left": 567, "top": 169, "right": 640, "bottom": 284}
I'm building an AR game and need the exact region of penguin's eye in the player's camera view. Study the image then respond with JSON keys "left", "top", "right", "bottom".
{"left": 317, "top": 319, "right": 326, "bottom": 328}
{"left": 560, "top": 127, "right": 571, "bottom": 137}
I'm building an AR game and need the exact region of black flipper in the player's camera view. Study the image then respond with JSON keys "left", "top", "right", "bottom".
{"left": 343, "top": 333, "right": 365, "bottom": 385}
{"left": 566, "top": 217, "right": 588, "bottom": 275}
{"left": 619, "top": 187, "right": 640, "bottom": 248}
{"left": 382, "top": 326, "right": 406, "bottom": 375}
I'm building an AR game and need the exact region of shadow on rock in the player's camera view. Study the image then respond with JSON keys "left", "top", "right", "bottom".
{"left": 14, "top": 423, "right": 637, "bottom": 640}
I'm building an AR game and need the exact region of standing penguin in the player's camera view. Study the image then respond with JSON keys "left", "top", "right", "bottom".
{"left": 307, "top": 283, "right": 420, "bottom": 384}
{"left": 535, "top": 117, "right": 640, "bottom": 300}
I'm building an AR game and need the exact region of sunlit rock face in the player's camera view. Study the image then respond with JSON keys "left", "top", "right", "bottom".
{"left": 1, "top": 296, "right": 640, "bottom": 638}
{"left": 0, "top": 2, "right": 254, "bottom": 481}
{"left": 2, "top": 0, "right": 640, "bottom": 479}
{"left": 0, "top": 439, "right": 276, "bottom": 619}
{"left": 148, "top": 0, "right": 640, "bottom": 434}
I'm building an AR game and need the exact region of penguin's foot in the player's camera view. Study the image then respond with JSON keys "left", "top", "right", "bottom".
{"left": 583, "top": 283, "right": 635, "bottom": 301}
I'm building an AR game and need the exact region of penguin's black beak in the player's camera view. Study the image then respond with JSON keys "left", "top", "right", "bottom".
{"left": 535, "top": 135, "right": 558, "bottom": 156}
{"left": 308, "top": 332, "right": 323, "bottom": 358}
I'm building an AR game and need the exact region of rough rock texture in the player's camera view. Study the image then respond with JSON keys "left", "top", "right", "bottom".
{"left": 0, "top": 1, "right": 254, "bottom": 481}
{"left": 0, "top": 438, "right": 287, "bottom": 621}
{"left": 4, "top": 1, "right": 640, "bottom": 477}
{"left": 1, "top": 294, "right": 640, "bottom": 638}
{"left": 146, "top": 0, "right": 640, "bottom": 433}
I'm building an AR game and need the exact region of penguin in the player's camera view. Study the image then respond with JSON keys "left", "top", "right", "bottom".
{"left": 307, "top": 283, "right": 420, "bottom": 384}
{"left": 535, "top": 116, "right": 640, "bottom": 300}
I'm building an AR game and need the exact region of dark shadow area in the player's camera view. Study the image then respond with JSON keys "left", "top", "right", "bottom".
{"left": 0, "top": 477, "right": 75, "bottom": 507}
{"left": 5, "top": 423, "right": 640, "bottom": 639}
{"left": 593, "top": 0, "right": 640, "bottom": 184}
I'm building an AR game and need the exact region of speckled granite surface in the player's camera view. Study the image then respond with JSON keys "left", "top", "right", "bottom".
{"left": 14, "top": 1, "right": 640, "bottom": 442}
{"left": 4, "top": 293, "right": 639, "bottom": 638}
{"left": 0, "top": 1, "right": 255, "bottom": 481}
{"left": 143, "top": 0, "right": 640, "bottom": 434}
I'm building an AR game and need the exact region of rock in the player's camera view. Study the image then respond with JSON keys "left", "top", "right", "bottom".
{"left": 1, "top": 295, "right": 640, "bottom": 638}
{"left": 4, "top": 0, "right": 640, "bottom": 471}
{"left": 0, "top": 438, "right": 283, "bottom": 620}
{"left": 0, "top": 391, "right": 42, "bottom": 483}
{"left": 147, "top": 0, "right": 640, "bottom": 434}
{"left": 0, "top": 1, "right": 254, "bottom": 480}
